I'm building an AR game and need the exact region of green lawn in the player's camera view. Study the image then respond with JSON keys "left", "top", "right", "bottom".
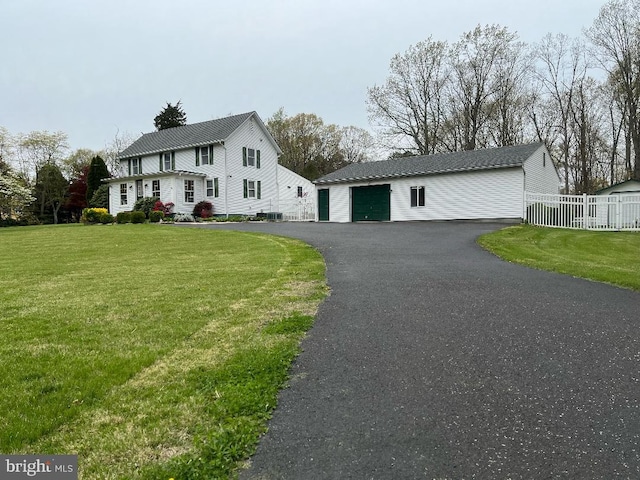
{"left": 477, "top": 224, "right": 640, "bottom": 291}
{"left": 0, "top": 224, "right": 327, "bottom": 478}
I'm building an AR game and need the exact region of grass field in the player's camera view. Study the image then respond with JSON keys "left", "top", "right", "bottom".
{"left": 0, "top": 224, "right": 327, "bottom": 478}
{"left": 477, "top": 224, "right": 640, "bottom": 291}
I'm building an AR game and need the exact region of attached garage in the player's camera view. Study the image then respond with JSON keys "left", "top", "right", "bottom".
{"left": 313, "top": 143, "right": 560, "bottom": 223}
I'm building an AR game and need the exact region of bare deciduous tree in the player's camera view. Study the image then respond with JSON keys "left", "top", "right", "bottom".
{"left": 586, "top": 0, "right": 640, "bottom": 180}
{"left": 367, "top": 37, "right": 449, "bottom": 155}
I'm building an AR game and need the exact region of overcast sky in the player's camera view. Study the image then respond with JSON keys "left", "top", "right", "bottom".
{"left": 1, "top": 0, "right": 606, "bottom": 153}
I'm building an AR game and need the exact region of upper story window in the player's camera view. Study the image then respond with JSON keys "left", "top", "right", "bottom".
{"left": 297, "top": 186, "right": 303, "bottom": 197}
{"left": 159, "top": 152, "right": 174, "bottom": 171}
{"left": 196, "top": 145, "right": 213, "bottom": 166}
{"left": 129, "top": 158, "right": 141, "bottom": 175}
{"left": 410, "top": 186, "right": 425, "bottom": 207}
{"left": 242, "top": 147, "right": 261, "bottom": 168}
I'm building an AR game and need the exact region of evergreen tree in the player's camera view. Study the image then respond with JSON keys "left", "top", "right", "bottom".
{"left": 154, "top": 101, "right": 187, "bottom": 130}
{"left": 86, "top": 155, "right": 109, "bottom": 203}
{"left": 89, "top": 184, "right": 109, "bottom": 209}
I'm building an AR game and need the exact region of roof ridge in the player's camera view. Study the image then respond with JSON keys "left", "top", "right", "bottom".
{"left": 139, "top": 111, "right": 255, "bottom": 137}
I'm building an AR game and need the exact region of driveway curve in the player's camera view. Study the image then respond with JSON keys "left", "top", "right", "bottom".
{"left": 188, "top": 221, "right": 639, "bottom": 479}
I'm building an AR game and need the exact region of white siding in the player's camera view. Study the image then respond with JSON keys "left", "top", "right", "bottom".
{"left": 523, "top": 145, "right": 561, "bottom": 195}
{"left": 107, "top": 174, "right": 205, "bottom": 215}
{"left": 108, "top": 113, "right": 282, "bottom": 217}
{"left": 597, "top": 180, "right": 640, "bottom": 195}
{"left": 395, "top": 169, "right": 524, "bottom": 220}
{"left": 224, "top": 117, "right": 279, "bottom": 215}
{"left": 322, "top": 168, "right": 525, "bottom": 223}
{"left": 277, "top": 165, "right": 316, "bottom": 218}
{"left": 326, "top": 184, "right": 352, "bottom": 222}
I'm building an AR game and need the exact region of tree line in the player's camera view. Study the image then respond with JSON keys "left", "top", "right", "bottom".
{"left": 367, "top": 0, "right": 640, "bottom": 193}
{"left": 4, "top": 0, "right": 639, "bottom": 225}
{"left": 0, "top": 127, "right": 132, "bottom": 225}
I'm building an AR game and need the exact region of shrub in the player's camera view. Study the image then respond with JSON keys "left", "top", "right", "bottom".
{"left": 81, "top": 208, "right": 109, "bottom": 224}
{"left": 153, "top": 200, "right": 174, "bottom": 215}
{"left": 133, "top": 197, "right": 160, "bottom": 218}
{"left": 149, "top": 210, "right": 165, "bottom": 223}
{"left": 130, "top": 211, "right": 146, "bottom": 224}
{"left": 193, "top": 200, "right": 213, "bottom": 218}
{"left": 174, "top": 213, "right": 195, "bottom": 222}
{"left": 116, "top": 211, "right": 132, "bottom": 224}
{"left": 99, "top": 213, "right": 114, "bottom": 224}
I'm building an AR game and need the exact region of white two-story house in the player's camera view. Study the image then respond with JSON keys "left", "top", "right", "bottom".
{"left": 107, "top": 111, "right": 315, "bottom": 218}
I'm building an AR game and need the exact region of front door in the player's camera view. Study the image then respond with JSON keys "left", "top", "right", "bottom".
{"left": 136, "top": 179, "right": 143, "bottom": 200}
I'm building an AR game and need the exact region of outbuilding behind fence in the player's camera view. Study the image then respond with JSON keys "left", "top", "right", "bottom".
{"left": 526, "top": 192, "right": 640, "bottom": 231}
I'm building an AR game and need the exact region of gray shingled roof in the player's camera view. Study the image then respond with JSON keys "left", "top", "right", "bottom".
{"left": 314, "top": 143, "right": 544, "bottom": 184}
{"left": 118, "top": 112, "right": 255, "bottom": 159}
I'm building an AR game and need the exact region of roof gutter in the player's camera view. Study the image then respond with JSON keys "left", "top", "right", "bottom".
{"left": 314, "top": 163, "right": 523, "bottom": 185}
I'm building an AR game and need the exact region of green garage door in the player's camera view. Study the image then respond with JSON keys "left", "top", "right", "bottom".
{"left": 352, "top": 184, "right": 390, "bottom": 222}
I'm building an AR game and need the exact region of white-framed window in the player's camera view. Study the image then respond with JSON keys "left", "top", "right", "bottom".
{"left": 130, "top": 158, "right": 140, "bottom": 175}
{"left": 206, "top": 178, "right": 219, "bottom": 197}
{"left": 184, "top": 179, "right": 194, "bottom": 203}
{"left": 243, "top": 179, "right": 261, "bottom": 199}
{"left": 152, "top": 179, "right": 160, "bottom": 197}
{"left": 410, "top": 186, "right": 425, "bottom": 207}
{"left": 297, "top": 186, "right": 303, "bottom": 197}
{"left": 120, "top": 183, "right": 128, "bottom": 205}
{"left": 163, "top": 152, "right": 172, "bottom": 171}
{"left": 242, "top": 147, "right": 261, "bottom": 168}
{"left": 200, "top": 146, "right": 210, "bottom": 165}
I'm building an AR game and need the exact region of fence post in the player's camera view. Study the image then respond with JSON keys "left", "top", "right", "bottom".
{"left": 583, "top": 194, "right": 588, "bottom": 229}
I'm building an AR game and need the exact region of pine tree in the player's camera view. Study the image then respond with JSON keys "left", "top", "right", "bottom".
{"left": 86, "top": 155, "right": 109, "bottom": 203}
{"left": 154, "top": 101, "right": 188, "bottom": 130}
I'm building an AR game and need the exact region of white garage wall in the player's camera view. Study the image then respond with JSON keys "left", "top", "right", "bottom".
{"left": 323, "top": 167, "right": 525, "bottom": 222}
{"left": 392, "top": 168, "right": 524, "bottom": 221}
{"left": 523, "top": 144, "right": 561, "bottom": 195}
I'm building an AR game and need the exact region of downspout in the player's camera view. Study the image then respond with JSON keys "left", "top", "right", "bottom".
{"left": 522, "top": 167, "right": 527, "bottom": 222}
{"left": 275, "top": 153, "right": 280, "bottom": 214}
{"left": 223, "top": 142, "right": 228, "bottom": 218}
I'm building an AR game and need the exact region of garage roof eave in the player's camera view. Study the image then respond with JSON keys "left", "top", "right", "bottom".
{"left": 314, "top": 163, "right": 521, "bottom": 185}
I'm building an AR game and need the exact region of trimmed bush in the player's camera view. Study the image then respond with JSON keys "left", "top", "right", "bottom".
{"left": 133, "top": 197, "right": 160, "bottom": 218}
{"left": 130, "top": 211, "right": 146, "bottom": 224}
{"left": 81, "top": 208, "right": 109, "bottom": 224}
{"left": 116, "top": 211, "right": 132, "bottom": 224}
{"left": 193, "top": 200, "right": 213, "bottom": 218}
{"left": 99, "top": 213, "right": 114, "bottom": 224}
{"left": 149, "top": 210, "right": 165, "bottom": 223}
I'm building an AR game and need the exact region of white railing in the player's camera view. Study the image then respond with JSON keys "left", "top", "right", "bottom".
{"left": 525, "top": 192, "right": 640, "bottom": 231}
{"left": 279, "top": 199, "right": 316, "bottom": 222}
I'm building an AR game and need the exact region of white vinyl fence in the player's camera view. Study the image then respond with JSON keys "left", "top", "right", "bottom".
{"left": 525, "top": 192, "right": 640, "bottom": 231}
{"left": 279, "top": 198, "right": 316, "bottom": 222}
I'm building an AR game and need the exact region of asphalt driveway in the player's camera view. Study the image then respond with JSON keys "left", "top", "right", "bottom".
{"left": 190, "top": 221, "right": 639, "bottom": 479}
